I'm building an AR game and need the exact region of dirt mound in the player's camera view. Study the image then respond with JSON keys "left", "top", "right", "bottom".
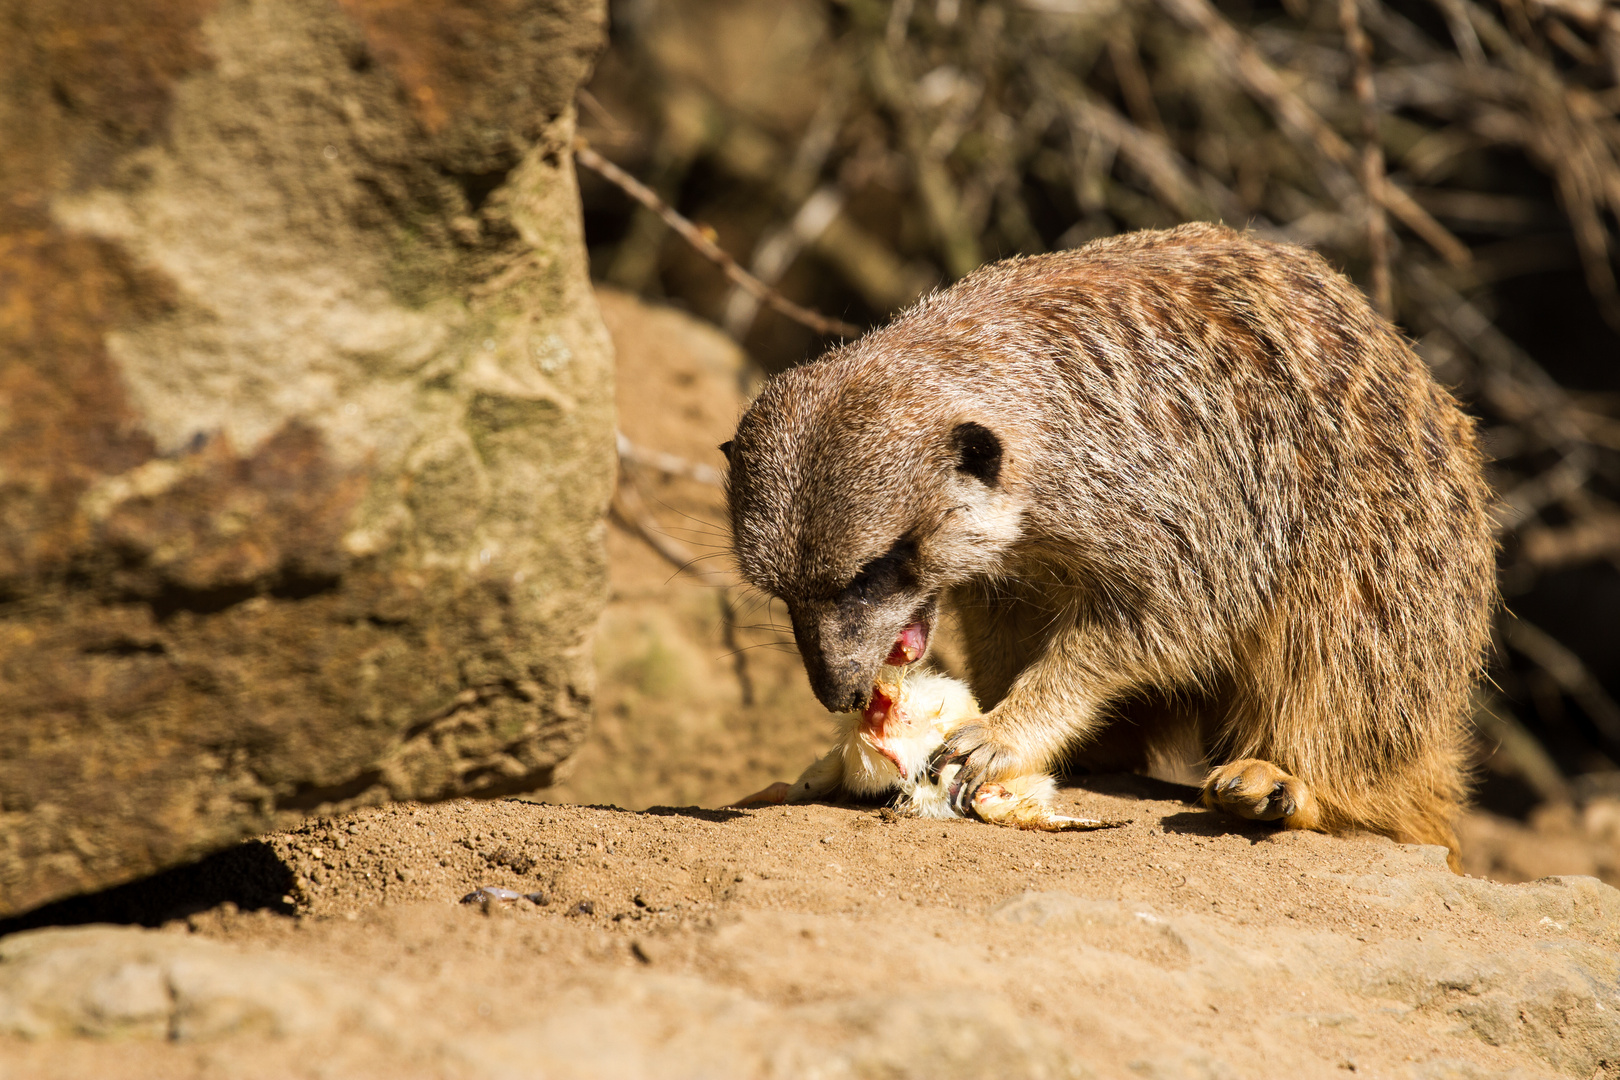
{"left": 3, "top": 780, "right": 1618, "bottom": 1078}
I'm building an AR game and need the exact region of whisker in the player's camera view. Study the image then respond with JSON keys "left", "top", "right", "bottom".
{"left": 718, "top": 641, "right": 801, "bottom": 660}
{"left": 645, "top": 494, "right": 732, "bottom": 537}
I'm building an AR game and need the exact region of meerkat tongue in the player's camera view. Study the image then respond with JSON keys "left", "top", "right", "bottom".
{"left": 885, "top": 621, "right": 929, "bottom": 666}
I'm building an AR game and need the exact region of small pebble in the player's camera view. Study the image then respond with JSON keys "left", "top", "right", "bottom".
{"left": 461, "top": 886, "right": 522, "bottom": 904}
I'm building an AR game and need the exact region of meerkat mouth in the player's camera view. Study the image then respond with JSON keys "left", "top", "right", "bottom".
{"left": 884, "top": 620, "right": 930, "bottom": 666}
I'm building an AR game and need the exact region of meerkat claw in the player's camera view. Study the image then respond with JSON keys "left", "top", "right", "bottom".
{"left": 948, "top": 774, "right": 984, "bottom": 819}
{"left": 1217, "top": 776, "right": 1291, "bottom": 819}
{"left": 923, "top": 746, "right": 984, "bottom": 818}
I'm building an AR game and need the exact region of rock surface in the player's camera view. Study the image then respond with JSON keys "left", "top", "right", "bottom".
{"left": 0, "top": 0, "right": 614, "bottom": 915}
{"left": 2, "top": 784, "right": 1617, "bottom": 1079}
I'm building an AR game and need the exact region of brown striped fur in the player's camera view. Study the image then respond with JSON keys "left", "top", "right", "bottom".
{"left": 724, "top": 224, "right": 1495, "bottom": 867}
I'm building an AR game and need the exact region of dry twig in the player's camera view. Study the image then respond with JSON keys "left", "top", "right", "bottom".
{"left": 575, "top": 140, "right": 862, "bottom": 339}
{"left": 616, "top": 431, "right": 723, "bottom": 488}
{"left": 1158, "top": 0, "right": 1474, "bottom": 267}
{"left": 1341, "top": 0, "right": 1395, "bottom": 317}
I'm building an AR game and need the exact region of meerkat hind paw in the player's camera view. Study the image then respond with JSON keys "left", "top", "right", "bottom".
{"left": 1201, "top": 759, "right": 1317, "bottom": 826}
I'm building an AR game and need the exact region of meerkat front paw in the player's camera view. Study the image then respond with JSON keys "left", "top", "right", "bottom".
{"left": 1201, "top": 759, "right": 1321, "bottom": 829}
{"left": 931, "top": 720, "right": 1031, "bottom": 817}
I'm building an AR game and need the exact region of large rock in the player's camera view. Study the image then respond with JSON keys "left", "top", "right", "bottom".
{"left": 0, "top": 0, "right": 614, "bottom": 916}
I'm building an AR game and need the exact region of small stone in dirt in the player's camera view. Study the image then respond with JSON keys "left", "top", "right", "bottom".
{"left": 524, "top": 891, "right": 551, "bottom": 906}
{"left": 570, "top": 900, "right": 596, "bottom": 916}
{"left": 631, "top": 939, "right": 659, "bottom": 964}
{"left": 461, "top": 886, "right": 522, "bottom": 905}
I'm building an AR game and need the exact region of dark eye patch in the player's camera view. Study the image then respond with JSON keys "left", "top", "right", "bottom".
{"left": 838, "top": 535, "right": 917, "bottom": 608}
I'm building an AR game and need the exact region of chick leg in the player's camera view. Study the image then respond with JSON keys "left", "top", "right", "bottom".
{"left": 730, "top": 744, "right": 848, "bottom": 807}
{"left": 969, "top": 775, "right": 1130, "bottom": 832}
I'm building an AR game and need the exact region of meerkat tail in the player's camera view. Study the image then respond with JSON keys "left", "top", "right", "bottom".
{"left": 1038, "top": 814, "right": 1133, "bottom": 831}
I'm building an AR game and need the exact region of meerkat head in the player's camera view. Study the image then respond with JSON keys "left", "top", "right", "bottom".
{"left": 723, "top": 353, "right": 1027, "bottom": 713}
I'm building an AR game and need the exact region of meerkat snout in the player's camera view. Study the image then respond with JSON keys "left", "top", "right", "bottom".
{"left": 783, "top": 537, "right": 938, "bottom": 713}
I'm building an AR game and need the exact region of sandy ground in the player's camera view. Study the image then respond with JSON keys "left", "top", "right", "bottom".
{"left": 3, "top": 784, "right": 1617, "bottom": 1078}
{"left": 3, "top": 291, "right": 1618, "bottom": 1078}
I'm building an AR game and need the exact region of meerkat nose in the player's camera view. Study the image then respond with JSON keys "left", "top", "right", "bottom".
{"left": 885, "top": 621, "right": 929, "bottom": 665}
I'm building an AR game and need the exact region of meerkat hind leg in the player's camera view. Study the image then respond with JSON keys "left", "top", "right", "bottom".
{"left": 1201, "top": 758, "right": 1322, "bottom": 830}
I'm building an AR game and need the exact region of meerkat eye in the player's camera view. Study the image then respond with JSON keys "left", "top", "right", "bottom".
{"left": 952, "top": 422, "right": 1002, "bottom": 486}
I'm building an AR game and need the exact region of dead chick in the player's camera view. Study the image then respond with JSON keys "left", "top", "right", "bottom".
{"left": 734, "top": 661, "right": 1126, "bottom": 832}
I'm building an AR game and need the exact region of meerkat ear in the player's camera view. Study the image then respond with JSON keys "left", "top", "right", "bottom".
{"left": 719, "top": 440, "right": 735, "bottom": 461}
{"left": 952, "top": 422, "right": 1002, "bottom": 486}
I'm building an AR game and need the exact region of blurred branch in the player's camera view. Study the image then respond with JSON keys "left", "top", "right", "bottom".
{"left": 616, "top": 431, "right": 723, "bottom": 487}
{"left": 1473, "top": 690, "right": 1573, "bottom": 803}
{"left": 1341, "top": 0, "right": 1394, "bottom": 317}
{"left": 1404, "top": 262, "right": 1594, "bottom": 532}
{"left": 610, "top": 454, "right": 754, "bottom": 706}
{"left": 576, "top": 140, "right": 862, "bottom": 339}
{"left": 722, "top": 186, "right": 847, "bottom": 338}
{"left": 1502, "top": 616, "right": 1620, "bottom": 751}
{"left": 1158, "top": 0, "right": 1474, "bottom": 268}
{"left": 1441, "top": 0, "right": 1620, "bottom": 328}
{"left": 1036, "top": 59, "right": 1247, "bottom": 224}
{"left": 867, "top": 45, "right": 984, "bottom": 277}
{"left": 1519, "top": 502, "right": 1620, "bottom": 569}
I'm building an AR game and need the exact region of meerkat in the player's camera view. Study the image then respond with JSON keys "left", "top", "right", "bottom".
{"left": 723, "top": 223, "right": 1494, "bottom": 869}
